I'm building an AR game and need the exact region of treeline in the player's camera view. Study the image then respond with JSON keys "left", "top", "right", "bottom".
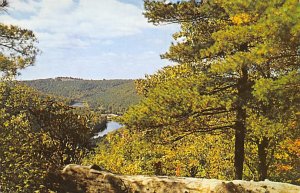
{"left": 23, "top": 78, "right": 141, "bottom": 114}
{"left": 55, "top": 77, "right": 84, "bottom": 81}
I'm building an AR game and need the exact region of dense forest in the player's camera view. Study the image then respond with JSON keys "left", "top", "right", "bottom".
{"left": 23, "top": 78, "right": 141, "bottom": 114}
{"left": 0, "top": 0, "right": 299, "bottom": 192}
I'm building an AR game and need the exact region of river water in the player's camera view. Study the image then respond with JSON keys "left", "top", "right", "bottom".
{"left": 70, "top": 101, "right": 122, "bottom": 138}
{"left": 94, "top": 121, "right": 122, "bottom": 138}
{"left": 71, "top": 102, "right": 85, "bottom": 107}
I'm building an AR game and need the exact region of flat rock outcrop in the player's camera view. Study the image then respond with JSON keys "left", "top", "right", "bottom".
{"left": 52, "top": 164, "right": 300, "bottom": 193}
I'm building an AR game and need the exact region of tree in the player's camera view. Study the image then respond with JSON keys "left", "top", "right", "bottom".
{"left": 245, "top": 72, "right": 300, "bottom": 181}
{"left": 84, "top": 127, "right": 235, "bottom": 179}
{"left": 0, "top": 82, "right": 104, "bottom": 192}
{"left": 0, "top": 0, "right": 39, "bottom": 78}
{"left": 121, "top": 0, "right": 300, "bottom": 180}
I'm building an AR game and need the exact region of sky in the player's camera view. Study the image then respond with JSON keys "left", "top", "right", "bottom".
{"left": 0, "top": 0, "right": 178, "bottom": 80}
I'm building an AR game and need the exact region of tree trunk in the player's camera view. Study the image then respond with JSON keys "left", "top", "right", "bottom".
{"left": 234, "top": 66, "right": 249, "bottom": 180}
{"left": 234, "top": 107, "right": 246, "bottom": 180}
{"left": 257, "top": 137, "right": 269, "bottom": 181}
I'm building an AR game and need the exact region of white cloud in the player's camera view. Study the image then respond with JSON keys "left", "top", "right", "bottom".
{"left": 1, "top": 0, "right": 178, "bottom": 80}
{"left": 6, "top": 0, "right": 41, "bottom": 13}
{"left": 0, "top": 0, "right": 152, "bottom": 48}
{"left": 17, "top": 49, "right": 169, "bottom": 80}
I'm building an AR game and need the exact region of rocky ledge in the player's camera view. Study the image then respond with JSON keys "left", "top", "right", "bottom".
{"left": 52, "top": 164, "right": 300, "bottom": 193}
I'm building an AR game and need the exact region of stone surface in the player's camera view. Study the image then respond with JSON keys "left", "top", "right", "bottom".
{"left": 53, "top": 164, "right": 300, "bottom": 193}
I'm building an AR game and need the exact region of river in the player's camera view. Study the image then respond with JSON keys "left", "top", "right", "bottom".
{"left": 71, "top": 102, "right": 85, "bottom": 107}
{"left": 69, "top": 101, "right": 122, "bottom": 137}
{"left": 94, "top": 121, "right": 122, "bottom": 138}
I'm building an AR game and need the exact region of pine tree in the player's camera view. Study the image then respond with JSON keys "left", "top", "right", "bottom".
{"left": 122, "top": 0, "right": 300, "bottom": 179}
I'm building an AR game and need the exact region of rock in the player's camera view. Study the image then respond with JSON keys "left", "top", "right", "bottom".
{"left": 52, "top": 164, "right": 300, "bottom": 193}
{"left": 57, "top": 164, "right": 128, "bottom": 193}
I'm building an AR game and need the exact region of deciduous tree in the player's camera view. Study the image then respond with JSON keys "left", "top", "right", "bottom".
{"left": 0, "top": 82, "right": 102, "bottom": 192}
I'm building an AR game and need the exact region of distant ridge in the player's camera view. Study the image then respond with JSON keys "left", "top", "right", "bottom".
{"left": 55, "top": 77, "right": 84, "bottom": 81}
{"left": 26, "top": 77, "right": 136, "bottom": 81}
{"left": 23, "top": 78, "right": 141, "bottom": 114}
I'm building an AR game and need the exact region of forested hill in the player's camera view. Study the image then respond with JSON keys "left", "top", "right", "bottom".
{"left": 22, "top": 78, "right": 141, "bottom": 114}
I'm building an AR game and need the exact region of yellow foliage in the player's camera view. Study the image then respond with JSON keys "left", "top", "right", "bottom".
{"left": 230, "top": 13, "right": 252, "bottom": 25}
{"left": 277, "top": 164, "right": 293, "bottom": 172}
{"left": 286, "top": 138, "right": 300, "bottom": 157}
{"left": 84, "top": 128, "right": 235, "bottom": 179}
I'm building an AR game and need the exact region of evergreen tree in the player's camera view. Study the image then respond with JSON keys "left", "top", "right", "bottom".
{"left": 0, "top": 0, "right": 39, "bottom": 78}
{"left": 122, "top": 0, "right": 300, "bottom": 180}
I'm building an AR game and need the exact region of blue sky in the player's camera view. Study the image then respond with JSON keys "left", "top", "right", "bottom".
{"left": 0, "top": 0, "right": 178, "bottom": 80}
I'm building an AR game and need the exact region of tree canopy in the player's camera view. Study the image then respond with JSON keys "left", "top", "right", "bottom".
{"left": 121, "top": 0, "right": 300, "bottom": 180}
{"left": 0, "top": 82, "right": 107, "bottom": 192}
